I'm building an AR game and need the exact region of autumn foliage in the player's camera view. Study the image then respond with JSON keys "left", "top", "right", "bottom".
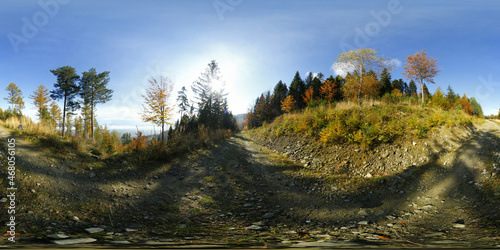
{"left": 303, "top": 88, "right": 315, "bottom": 105}
{"left": 281, "top": 95, "right": 296, "bottom": 113}
{"left": 320, "top": 79, "right": 338, "bottom": 103}
{"left": 403, "top": 49, "right": 441, "bottom": 104}
{"left": 343, "top": 74, "right": 380, "bottom": 101}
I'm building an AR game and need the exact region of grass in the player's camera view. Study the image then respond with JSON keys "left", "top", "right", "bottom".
{"left": 253, "top": 101, "right": 479, "bottom": 148}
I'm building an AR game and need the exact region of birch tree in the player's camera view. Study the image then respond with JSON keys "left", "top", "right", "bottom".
{"left": 141, "top": 75, "right": 174, "bottom": 144}
{"left": 334, "top": 48, "right": 393, "bottom": 101}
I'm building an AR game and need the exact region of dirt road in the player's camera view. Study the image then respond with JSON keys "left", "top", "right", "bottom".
{"left": 1, "top": 121, "right": 499, "bottom": 247}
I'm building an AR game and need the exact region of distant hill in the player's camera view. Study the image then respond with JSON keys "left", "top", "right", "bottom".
{"left": 234, "top": 113, "right": 246, "bottom": 130}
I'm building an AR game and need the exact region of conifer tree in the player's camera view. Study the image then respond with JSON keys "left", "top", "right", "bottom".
{"left": 80, "top": 68, "right": 113, "bottom": 139}
{"left": 50, "top": 66, "right": 80, "bottom": 137}
{"left": 30, "top": 84, "right": 51, "bottom": 121}
{"left": 288, "top": 71, "right": 306, "bottom": 109}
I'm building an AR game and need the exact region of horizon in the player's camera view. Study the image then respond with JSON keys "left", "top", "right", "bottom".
{"left": 1, "top": 0, "right": 499, "bottom": 131}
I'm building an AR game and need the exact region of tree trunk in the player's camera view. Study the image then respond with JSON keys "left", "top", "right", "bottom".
{"left": 91, "top": 101, "right": 94, "bottom": 139}
{"left": 62, "top": 94, "right": 67, "bottom": 137}
{"left": 421, "top": 79, "right": 425, "bottom": 105}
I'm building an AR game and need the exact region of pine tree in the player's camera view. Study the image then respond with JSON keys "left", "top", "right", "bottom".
{"left": 49, "top": 66, "right": 80, "bottom": 137}
{"left": 80, "top": 68, "right": 113, "bottom": 139}
{"left": 288, "top": 71, "right": 306, "bottom": 109}
{"left": 408, "top": 80, "right": 417, "bottom": 96}
{"left": 271, "top": 80, "right": 288, "bottom": 117}
{"left": 141, "top": 75, "right": 174, "bottom": 144}
{"left": 176, "top": 86, "right": 189, "bottom": 118}
{"left": 379, "top": 68, "right": 392, "bottom": 96}
{"left": 4, "top": 82, "right": 25, "bottom": 116}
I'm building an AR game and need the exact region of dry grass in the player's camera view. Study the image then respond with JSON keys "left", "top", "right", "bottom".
{"left": 255, "top": 101, "right": 479, "bottom": 148}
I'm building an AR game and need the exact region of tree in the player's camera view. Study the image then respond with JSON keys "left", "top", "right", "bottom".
{"left": 408, "top": 80, "right": 417, "bottom": 96}
{"left": 288, "top": 71, "right": 306, "bottom": 109}
{"left": 49, "top": 101, "right": 62, "bottom": 130}
{"left": 334, "top": 48, "right": 393, "bottom": 101}
{"left": 141, "top": 75, "right": 174, "bottom": 144}
{"left": 343, "top": 72, "right": 380, "bottom": 101}
{"left": 30, "top": 84, "right": 51, "bottom": 121}
{"left": 271, "top": 80, "right": 288, "bottom": 117}
{"left": 403, "top": 49, "right": 441, "bottom": 104}
{"left": 176, "top": 86, "right": 189, "bottom": 118}
{"left": 121, "top": 132, "right": 132, "bottom": 145}
{"left": 191, "top": 60, "right": 232, "bottom": 130}
{"left": 458, "top": 94, "right": 473, "bottom": 115}
{"left": 50, "top": 66, "right": 80, "bottom": 137}
{"left": 379, "top": 68, "right": 392, "bottom": 96}
{"left": 281, "top": 95, "right": 295, "bottom": 113}
{"left": 303, "top": 88, "right": 315, "bottom": 106}
{"left": 80, "top": 68, "right": 113, "bottom": 139}
{"left": 469, "top": 97, "right": 483, "bottom": 117}
{"left": 4, "top": 83, "right": 25, "bottom": 116}
{"left": 320, "top": 79, "right": 338, "bottom": 103}
{"left": 445, "top": 85, "right": 458, "bottom": 107}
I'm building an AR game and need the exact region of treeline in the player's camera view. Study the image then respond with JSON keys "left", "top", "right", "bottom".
{"left": 246, "top": 48, "right": 483, "bottom": 129}
{"left": 169, "top": 60, "right": 238, "bottom": 139}
{"left": 0, "top": 66, "right": 124, "bottom": 154}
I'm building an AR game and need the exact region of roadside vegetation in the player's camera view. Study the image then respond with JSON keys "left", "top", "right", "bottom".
{"left": 0, "top": 60, "right": 238, "bottom": 165}
{"left": 246, "top": 48, "right": 484, "bottom": 147}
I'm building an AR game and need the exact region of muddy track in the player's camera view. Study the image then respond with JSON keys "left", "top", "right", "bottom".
{"left": 1, "top": 121, "right": 500, "bottom": 247}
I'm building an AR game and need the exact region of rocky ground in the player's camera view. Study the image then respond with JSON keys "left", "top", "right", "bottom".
{"left": 0, "top": 120, "right": 500, "bottom": 248}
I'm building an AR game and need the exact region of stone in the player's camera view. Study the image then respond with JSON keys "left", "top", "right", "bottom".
{"left": 125, "top": 228, "right": 138, "bottom": 232}
{"left": 365, "top": 173, "right": 373, "bottom": 178}
{"left": 0, "top": 198, "right": 7, "bottom": 203}
{"left": 109, "top": 240, "right": 131, "bottom": 244}
{"left": 90, "top": 172, "right": 96, "bottom": 178}
{"left": 357, "top": 220, "right": 369, "bottom": 225}
{"left": 262, "top": 213, "right": 275, "bottom": 219}
{"left": 52, "top": 238, "right": 97, "bottom": 245}
{"left": 71, "top": 216, "right": 80, "bottom": 221}
{"left": 47, "top": 233, "right": 70, "bottom": 239}
{"left": 245, "top": 225, "right": 263, "bottom": 230}
{"left": 85, "top": 227, "right": 104, "bottom": 234}
{"left": 358, "top": 210, "right": 369, "bottom": 216}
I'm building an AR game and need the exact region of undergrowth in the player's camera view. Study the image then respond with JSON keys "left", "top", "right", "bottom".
{"left": 254, "top": 102, "right": 479, "bottom": 147}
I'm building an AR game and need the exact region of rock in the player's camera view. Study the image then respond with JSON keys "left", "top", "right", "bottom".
{"left": 262, "top": 213, "right": 275, "bottom": 219}
{"left": 243, "top": 203, "right": 252, "bottom": 208}
{"left": 365, "top": 173, "right": 373, "bottom": 178}
{"left": 31, "top": 189, "right": 36, "bottom": 193}
{"left": 109, "top": 240, "right": 131, "bottom": 244}
{"left": 85, "top": 227, "right": 104, "bottom": 234}
{"left": 413, "top": 142, "right": 417, "bottom": 146}
{"left": 245, "top": 225, "right": 263, "bottom": 231}
{"left": 52, "top": 238, "right": 97, "bottom": 245}
{"left": 47, "top": 233, "right": 70, "bottom": 239}
{"left": 71, "top": 216, "right": 80, "bottom": 221}
{"left": 90, "top": 172, "right": 96, "bottom": 178}
{"left": 357, "top": 220, "right": 369, "bottom": 225}
{"left": 286, "top": 230, "right": 298, "bottom": 234}
{"left": 358, "top": 210, "right": 369, "bottom": 216}
{"left": 125, "top": 228, "right": 138, "bottom": 232}
{"left": 144, "top": 184, "right": 151, "bottom": 190}
{"left": 0, "top": 198, "right": 7, "bottom": 203}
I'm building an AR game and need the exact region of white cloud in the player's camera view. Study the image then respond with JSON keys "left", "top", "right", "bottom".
{"left": 387, "top": 58, "right": 403, "bottom": 68}
{"left": 331, "top": 62, "right": 355, "bottom": 77}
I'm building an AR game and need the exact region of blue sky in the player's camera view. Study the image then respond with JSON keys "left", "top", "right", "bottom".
{"left": 1, "top": 0, "right": 499, "bottom": 133}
